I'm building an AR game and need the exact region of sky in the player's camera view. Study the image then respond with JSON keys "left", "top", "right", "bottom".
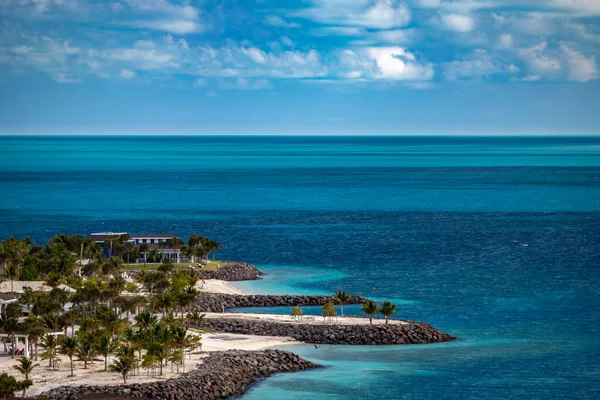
{"left": 0, "top": 0, "right": 599, "bottom": 135}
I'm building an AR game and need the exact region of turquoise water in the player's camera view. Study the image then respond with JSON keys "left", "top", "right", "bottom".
{"left": 1, "top": 136, "right": 599, "bottom": 399}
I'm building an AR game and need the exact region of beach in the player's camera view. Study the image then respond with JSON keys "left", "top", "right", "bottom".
{"left": 0, "top": 279, "right": 303, "bottom": 397}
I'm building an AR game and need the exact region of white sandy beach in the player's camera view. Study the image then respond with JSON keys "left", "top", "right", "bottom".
{"left": 196, "top": 279, "right": 244, "bottom": 295}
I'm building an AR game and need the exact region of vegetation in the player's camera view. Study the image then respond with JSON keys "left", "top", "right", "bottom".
{"left": 361, "top": 300, "right": 380, "bottom": 325}
{"left": 333, "top": 289, "right": 352, "bottom": 318}
{"left": 322, "top": 301, "right": 337, "bottom": 322}
{"left": 0, "top": 372, "right": 31, "bottom": 400}
{"left": 379, "top": 300, "right": 397, "bottom": 324}
{"left": 12, "top": 357, "right": 39, "bottom": 397}
{"left": 0, "top": 233, "right": 208, "bottom": 385}
{"left": 291, "top": 305, "right": 303, "bottom": 320}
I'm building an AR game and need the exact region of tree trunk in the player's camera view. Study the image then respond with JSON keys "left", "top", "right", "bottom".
{"left": 70, "top": 357, "right": 74, "bottom": 376}
{"left": 341, "top": 304, "right": 344, "bottom": 318}
{"left": 105, "top": 356, "right": 108, "bottom": 371}
{"left": 385, "top": 317, "right": 389, "bottom": 325}
{"left": 123, "top": 373, "right": 127, "bottom": 384}
{"left": 143, "top": 253, "right": 147, "bottom": 267}
{"left": 369, "top": 315, "right": 373, "bottom": 325}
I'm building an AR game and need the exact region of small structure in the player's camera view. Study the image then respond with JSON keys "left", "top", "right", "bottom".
{"left": 132, "top": 234, "right": 182, "bottom": 263}
{"left": 0, "top": 327, "right": 63, "bottom": 358}
{"left": 0, "top": 293, "right": 18, "bottom": 316}
{"left": 0, "top": 281, "right": 75, "bottom": 294}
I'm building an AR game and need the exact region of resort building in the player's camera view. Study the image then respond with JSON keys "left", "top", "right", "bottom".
{"left": 88, "top": 232, "right": 183, "bottom": 263}
{"left": 0, "top": 292, "right": 18, "bottom": 316}
{"left": 132, "top": 234, "right": 182, "bottom": 263}
{"left": 88, "top": 232, "right": 130, "bottom": 257}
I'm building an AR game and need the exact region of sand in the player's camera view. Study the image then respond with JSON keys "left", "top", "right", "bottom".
{"left": 195, "top": 279, "right": 243, "bottom": 295}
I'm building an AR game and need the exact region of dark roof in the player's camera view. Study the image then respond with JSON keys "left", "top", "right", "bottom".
{"left": 0, "top": 293, "right": 18, "bottom": 301}
{"left": 88, "top": 233, "right": 129, "bottom": 242}
{"left": 132, "top": 234, "right": 176, "bottom": 239}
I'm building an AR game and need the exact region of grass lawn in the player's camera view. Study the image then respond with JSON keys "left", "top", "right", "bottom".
{"left": 123, "top": 260, "right": 224, "bottom": 272}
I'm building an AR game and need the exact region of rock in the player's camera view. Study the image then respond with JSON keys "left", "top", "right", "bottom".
{"left": 202, "top": 262, "right": 264, "bottom": 281}
{"left": 36, "top": 350, "right": 319, "bottom": 400}
{"left": 194, "top": 293, "right": 367, "bottom": 313}
{"left": 194, "top": 318, "right": 455, "bottom": 346}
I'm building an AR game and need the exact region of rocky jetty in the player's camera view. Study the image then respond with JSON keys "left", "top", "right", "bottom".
{"left": 195, "top": 293, "right": 367, "bottom": 313}
{"left": 202, "top": 262, "right": 263, "bottom": 281}
{"left": 196, "top": 318, "right": 455, "bottom": 345}
{"left": 37, "top": 350, "right": 318, "bottom": 400}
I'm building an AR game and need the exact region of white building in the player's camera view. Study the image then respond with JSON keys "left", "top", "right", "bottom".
{"left": 132, "top": 234, "right": 182, "bottom": 263}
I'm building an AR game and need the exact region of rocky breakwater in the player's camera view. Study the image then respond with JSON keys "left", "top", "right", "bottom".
{"left": 197, "top": 318, "right": 455, "bottom": 345}
{"left": 195, "top": 293, "right": 367, "bottom": 313}
{"left": 202, "top": 262, "right": 264, "bottom": 281}
{"left": 37, "top": 350, "right": 318, "bottom": 400}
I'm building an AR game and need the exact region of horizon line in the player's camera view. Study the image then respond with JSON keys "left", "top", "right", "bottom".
{"left": 1, "top": 133, "right": 600, "bottom": 137}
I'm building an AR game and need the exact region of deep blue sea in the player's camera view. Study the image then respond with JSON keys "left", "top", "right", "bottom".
{"left": 1, "top": 136, "right": 599, "bottom": 399}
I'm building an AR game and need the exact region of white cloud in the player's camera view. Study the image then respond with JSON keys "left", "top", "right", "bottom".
{"left": 230, "top": 78, "right": 271, "bottom": 90}
{"left": 498, "top": 33, "right": 512, "bottom": 49}
{"left": 12, "top": 45, "right": 31, "bottom": 54}
{"left": 440, "top": 14, "right": 475, "bottom": 33}
{"left": 120, "top": 68, "right": 135, "bottom": 79}
{"left": 241, "top": 47, "right": 267, "bottom": 64}
{"left": 561, "top": 45, "right": 598, "bottom": 82}
{"left": 264, "top": 15, "right": 300, "bottom": 28}
{"left": 194, "top": 78, "right": 205, "bottom": 87}
{"left": 312, "top": 27, "right": 367, "bottom": 37}
{"left": 296, "top": 0, "right": 411, "bottom": 29}
{"left": 519, "top": 41, "right": 561, "bottom": 74}
{"left": 131, "top": 20, "right": 202, "bottom": 35}
{"left": 366, "top": 46, "right": 434, "bottom": 80}
{"left": 375, "top": 28, "right": 417, "bottom": 44}
{"left": 280, "top": 36, "right": 294, "bottom": 47}
{"left": 54, "top": 72, "right": 79, "bottom": 83}
{"left": 443, "top": 49, "right": 515, "bottom": 80}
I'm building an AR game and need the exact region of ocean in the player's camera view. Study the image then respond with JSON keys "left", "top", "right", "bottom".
{"left": 1, "top": 136, "right": 599, "bottom": 399}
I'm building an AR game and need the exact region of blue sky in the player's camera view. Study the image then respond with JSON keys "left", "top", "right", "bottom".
{"left": 0, "top": 0, "right": 599, "bottom": 135}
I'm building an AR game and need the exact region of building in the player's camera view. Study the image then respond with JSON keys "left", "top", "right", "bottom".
{"left": 88, "top": 232, "right": 130, "bottom": 257}
{"left": 0, "top": 292, "right": 18, "bottom": 316}
{"left": 132, "top": 234, "right": 182, "bottom": 263}
{"left": 87, "top": 232, "right": 184, "bottom": 263}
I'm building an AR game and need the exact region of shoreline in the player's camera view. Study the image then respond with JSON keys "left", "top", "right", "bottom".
{"left": 1, "top": 263, "right": 452, "bottom": 399}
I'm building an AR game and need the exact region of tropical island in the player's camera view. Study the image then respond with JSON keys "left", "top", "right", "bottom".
{"left": 0, "top": 233, "right": 454, "bottom": 399}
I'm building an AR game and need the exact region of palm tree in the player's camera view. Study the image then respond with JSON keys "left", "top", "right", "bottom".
{"left": 139, "top": 243, "right": 149, "bottom": 267}
{"left": 379, "top": 300, "right": 397, "bottom": 324}
{"left": 12, "top": 357, "right": 39, "bottom": 397}
{"left": 361, "top": 300, "right": 380, "bottom": 325}
{"left": 76, "top": 335, "right": 97, "bottom": 369}
{"left": 109, "top": 355, "right": 136, "bottom": 384}
{"left": 333, "top": 289, "right": 352, "bottom": 318}
{"left": 2, "top": 263, "right": 20, "bottom": 293}
{"left": 59, "top": 336, "right": 78, "bottom": 377}
{"left": 27, "top": 327, "right": 45, "bottom": 361}
{"left": 40, "top": 334, "right": 60, "bottom": 369}
{"left": 103, "top": 257, "right": 122, "bottom": 277}
{"left": 96, "top": 333, "right": 118, "bottom": 371}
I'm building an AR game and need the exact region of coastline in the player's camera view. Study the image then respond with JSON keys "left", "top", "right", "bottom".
{"left": 0, "top": 276, "right": 299, "bottom": 398}
{"left": 1, "top": 264, "right": 451, "bottom": 399}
